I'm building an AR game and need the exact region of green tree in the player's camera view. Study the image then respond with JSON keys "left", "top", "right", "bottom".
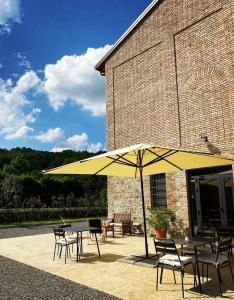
{"left": 0, "top": 176, "right": 23, "bottom": 208}
{"left": 3, "top": 155, "right": 31, "bottom": 175}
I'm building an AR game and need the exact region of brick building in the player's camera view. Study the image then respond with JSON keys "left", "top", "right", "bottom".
{"left": 96, "top": 0, "right": 234, "bottom": 233}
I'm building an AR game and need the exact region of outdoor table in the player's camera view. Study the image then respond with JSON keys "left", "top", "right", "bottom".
{"left": 65, "top": 226, "right": 101, "bottom": 262}
{"left": 173, "top": 237, "right": 214, "bottom": 294}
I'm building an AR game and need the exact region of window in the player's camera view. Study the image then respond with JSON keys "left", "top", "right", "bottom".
{"left": 151, "top": 173, "right": 167, "bottom": 207}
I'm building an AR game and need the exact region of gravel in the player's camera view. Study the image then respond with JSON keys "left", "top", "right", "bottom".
{"left": 0, "top": 256, "right": 121, "bottom": 300}
{"left": 0, "top": 224, "right": 121, "bottom": 300}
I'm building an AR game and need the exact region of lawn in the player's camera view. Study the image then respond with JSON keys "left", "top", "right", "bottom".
{"left": 0, "top": 216, "right": 107, "bottom": 229}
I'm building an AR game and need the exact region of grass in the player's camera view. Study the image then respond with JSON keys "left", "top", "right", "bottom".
{"left": 0, "top": 216, "right": 107, "bottom": 229}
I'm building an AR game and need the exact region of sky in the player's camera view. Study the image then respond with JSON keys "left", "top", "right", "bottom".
{"left": 0, "top": 0, "right": 152, "bottom": 152}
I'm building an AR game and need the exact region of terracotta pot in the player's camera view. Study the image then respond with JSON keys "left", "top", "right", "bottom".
{"left": 155, "top": 228, "right": 167, "bottom": 238}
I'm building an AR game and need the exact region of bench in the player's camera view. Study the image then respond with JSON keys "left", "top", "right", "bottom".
{"left": 111, "top": 213, "right": 131, "bottom": 236}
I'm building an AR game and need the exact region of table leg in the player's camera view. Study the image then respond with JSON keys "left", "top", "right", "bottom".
{"left": 94, "top": 233, "right": 101, "bottom": 257}
{"left": 80, "top": 232, "right": 83, "bottom": 254}
{"left": 76, "top": 232, "right": 79, "bottom": 263}
{"left": 194, "top": 246, "right": 202, "bottom": 294}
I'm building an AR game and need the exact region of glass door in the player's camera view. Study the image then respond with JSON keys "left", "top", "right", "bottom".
{"left": 190, "top": 172, "right": 234, "bottom": 229}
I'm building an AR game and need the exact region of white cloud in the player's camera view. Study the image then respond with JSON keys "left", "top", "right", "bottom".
{"left": 65, "top": 133, "right": 89, "bottom": 151}
{"left": 0, "top": 0, "right": 21, "bottom": 34}
{"left": 87, "top": 142, "right": 103, "bottom": 153}
{"left": 50, "top": 146, "right": 69, "bottom": 153}
{"left": 0, "top": 62, "right": 3, "bottom": 69}
{"left": 50, "top": 132, "right": 103, "bottom": 153}
{"left": 43, "top": 45, "right": 112, "bottom": 116}
{"left": 35, "top": 127, "right": 64, "bottom": 143}
{"left": 17, "top": 52, "right": 31, "bottom": 69}
{"left": 0, "top": 70, "right": 41, "bottom": 140}
{"left": 5, "top": 125, "right": 33, "bottom": 140}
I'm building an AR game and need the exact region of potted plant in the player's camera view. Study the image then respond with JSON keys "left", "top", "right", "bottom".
{"left": 147, "top": 207, "right": 175, "bottom": 238}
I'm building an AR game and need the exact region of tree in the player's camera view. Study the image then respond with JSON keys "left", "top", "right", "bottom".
{"left": 0, "top": 176, "right": 23, "bottom": 208}
{"left": 3, "top": 155, "right": 31, "bottom": 175}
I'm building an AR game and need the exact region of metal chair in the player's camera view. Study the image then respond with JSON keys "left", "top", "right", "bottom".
{"left": 217, "top": 228, "right": 234, "bottom": 255}
{"left": 197, "top": 237, "right": 234, "bottom": 296}
{"left": 88, "top": 219, "right": 104, "bottom": 242}
{"left": 53, "top": 227, "right": 77, "bottom": 264}
{"left": 154, "top": 238, "right": 196, "bottom": 298}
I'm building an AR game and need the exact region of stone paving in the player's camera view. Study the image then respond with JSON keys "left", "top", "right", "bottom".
{"left": 0, "top": 229, "right": 234, "bottom": 299}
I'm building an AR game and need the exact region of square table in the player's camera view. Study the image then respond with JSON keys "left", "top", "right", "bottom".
{"left": 173, "top": 237, "right": 214, "bottom": 294}
{"left": 65, "top": 226, "right": 101, "bottom": 262}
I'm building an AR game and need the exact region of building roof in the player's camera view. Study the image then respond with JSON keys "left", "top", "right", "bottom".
{"left": 95, "top": 0, "right": 160, "bottom": 74}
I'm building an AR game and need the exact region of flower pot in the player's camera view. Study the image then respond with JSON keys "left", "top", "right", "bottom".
{"left": 155, "top": 228, "right": 167, "bottom": 238}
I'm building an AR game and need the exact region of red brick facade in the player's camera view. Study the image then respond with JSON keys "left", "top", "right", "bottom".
{"left": 98, "top": 0, "right": 234, "bottom": 227}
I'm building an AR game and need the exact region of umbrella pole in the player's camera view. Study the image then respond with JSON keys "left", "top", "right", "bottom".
{"left": 139, "top": 167, "right": 149, "bottom": 259}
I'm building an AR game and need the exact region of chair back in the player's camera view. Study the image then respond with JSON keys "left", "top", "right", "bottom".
{"left": 154, "top": 238, "right": 180, "bottom": 263}
{"left": 217, "top": 237, "right": 232, "bottom": 258}
{"left": 122, "top": 219, "right": 131, "bottom": 226}
{"left": 217, "top": 228, "right": 233, "bottom": 240}
{"left": 89, "top": 219, "right": 102, "bottom": 234}
{"left": 53, "top": 227, "right": 65, "bottom": 241}
{"left": 197, "top": 227, "right": 216, "bottom": 240}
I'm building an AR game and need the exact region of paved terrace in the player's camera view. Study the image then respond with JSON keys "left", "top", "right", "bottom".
{"left": 0, "top": 225, "right": 234, "bottom": 299}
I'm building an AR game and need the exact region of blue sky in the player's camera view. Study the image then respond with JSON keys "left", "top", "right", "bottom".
{"left": 0, "top": 0, "right": 152, "bottom": 152}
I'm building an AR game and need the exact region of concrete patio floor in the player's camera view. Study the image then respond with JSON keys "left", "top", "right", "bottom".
{"left": 0, "top": 232, "right": 234, "bottom": 299}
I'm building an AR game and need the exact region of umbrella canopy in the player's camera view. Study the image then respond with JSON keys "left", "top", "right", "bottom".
{"left": 44, "top": 143, "right": 234, "bottom": 258}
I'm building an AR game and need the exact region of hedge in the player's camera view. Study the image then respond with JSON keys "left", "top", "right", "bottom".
{"left": 0, "top": 207, "right": 107, "bottom": 223}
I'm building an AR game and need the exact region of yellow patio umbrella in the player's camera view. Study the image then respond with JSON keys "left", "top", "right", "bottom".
{"left": 44, "top": 143, "right": 234, "bottom": 258}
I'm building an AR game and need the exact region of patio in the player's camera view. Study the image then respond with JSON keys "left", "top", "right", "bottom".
{"left": 0, "top": 227, "right": 234, "bottom": 299}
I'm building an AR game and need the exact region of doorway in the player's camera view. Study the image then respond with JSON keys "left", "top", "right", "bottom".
{"left": 190, "top": 170, "right": 234, "bottom": 231}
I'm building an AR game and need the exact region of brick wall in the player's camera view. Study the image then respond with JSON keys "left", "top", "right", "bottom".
{"left": 104, "top": 0, "right": 234, "bottom": 225}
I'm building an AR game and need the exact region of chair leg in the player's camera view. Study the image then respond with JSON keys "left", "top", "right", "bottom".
{"left": 181, "top": 270, "right": 184, "bottom": 298}
{"left": 206, "top": 264, "right": 209, "bottom": 282}
{"left": 229, "top": 263, "right": 234, "bottom": 283}
{"left": 156, "top": 266, "right": 159, "bottom": 291}
{"left": 160, "top": 268, "right": 164, "bottom": 284}
{"left": 202, "top": 263, "right": 204, "bottom": 282}
{"left": 59, "top": 245, "right": 62, "bottom": 258}
{"left": 216, "top": 267, "right": 222, "bottom": 296}
{"left": 65, "top": 246, "right": 67, "bottom": 264}
{"left": 173, "top": 269, "right": 176, "bottom": 284}
{"left": 53, "top": 244, "right": 57, "bottom": 261}
{"left": 192, "top": 263, "right": 197, "bottom": 287}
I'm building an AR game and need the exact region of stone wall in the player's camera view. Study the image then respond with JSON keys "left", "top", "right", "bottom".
{"left": 107, "top": 176, "right": 151, "bottom": 221}
{"left": 103, "top": 0, "right": 234, "bottom": 226}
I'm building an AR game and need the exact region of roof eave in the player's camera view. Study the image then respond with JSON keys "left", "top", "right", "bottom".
{"left": 95, "top": 0, "right": 160, "bottom": 75}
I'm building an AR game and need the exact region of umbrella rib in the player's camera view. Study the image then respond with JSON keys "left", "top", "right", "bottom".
{"left": 94, "top": 153, "right": 128, "bottom": 175}
{"left": 115, "top": 155, "right": 138, "bottom": 167}
{"left": 107, "top": 157, "right": 136, "bottom": 168}
{"left": 142, "top": 150, "right": 175, "bottom": 168}
{"left": 145, "top": 149, "right": 183, "bottom": 171}
{"left": 94, "top": 153, "right": 136, "bottom": 175}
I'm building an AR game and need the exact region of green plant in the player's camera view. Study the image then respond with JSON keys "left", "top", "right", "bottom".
{"left": 147, "top": 207, "right": 175, "bottom": 231}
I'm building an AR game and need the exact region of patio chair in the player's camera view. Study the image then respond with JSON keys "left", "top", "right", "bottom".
{"left": 53, "top": 227, "right": 77, "bottom": 264}
{"left": 197, "top": 237, "right": 234, "bottom": 296}
{"left": 122, "top": 219, "right": 132, "bottom": 236}
{"left": 154, "top": 238, "right": 196, "bottom": 298}
{"left": 88, "top": 219, "right": 104, "bottom": 242}
{"left": 217, "top": 228, "right": 234, "bottom": 255}
{"left": 182, "top": 227, "right": 216, "bottom": 256}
